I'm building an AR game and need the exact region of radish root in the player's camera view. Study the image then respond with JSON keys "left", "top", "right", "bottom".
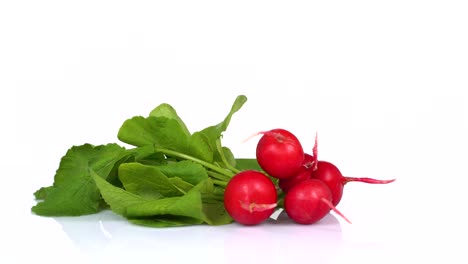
{"left": 344, "top": 177, "right": 396, "bottom": 184}
{"left": 320, "top": 197, "right": 352, "bottom": 224}
{"left": 240, "top": 201, "right": 278, "bottom": 213}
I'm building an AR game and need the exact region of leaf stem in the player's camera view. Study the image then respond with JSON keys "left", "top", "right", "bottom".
{"left": 207, "top": 171, "right": 231, "bottom": 182}
{"left": 212, "top": 180, "right": 228, "bottom": 187}
{"left": 215, "top": 138, "right": 241, "bottom": 174}
{"left": 154, "top": 147, "right": 235, "bottom": 178}
{"left": 202, "top": 194, "right": 225, "bottom": 202}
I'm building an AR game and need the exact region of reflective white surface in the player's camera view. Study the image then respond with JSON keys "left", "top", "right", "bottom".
{"left": 2, "top": 1, "right": 468, "bottom": 263}
{"left": 5, "top": 177, "right": 468, "bottom": 264}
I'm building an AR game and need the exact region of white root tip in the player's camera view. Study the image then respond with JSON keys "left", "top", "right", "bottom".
{"left": 241, "top": 131, "right": 265, "bottom": 143}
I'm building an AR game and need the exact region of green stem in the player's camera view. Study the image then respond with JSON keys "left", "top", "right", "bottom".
{"left": 215, "top": 138, "right": 241, "bottom": 174}
{"left": 154, "top": 147, "right": 234, "bottom": 178}
{"left": 202, "top": 194, "right": 225, "bottom": 202}
{"left": 212, "top": 180, "right": 228, "bottom": 187}
{"left": 207, "top": 171, "right": 231, "bottom": 182}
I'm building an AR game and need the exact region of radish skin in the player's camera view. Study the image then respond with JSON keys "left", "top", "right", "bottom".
{"left": 284, "top": 179, "right": 351, "bottom": 224}
{"left": 255, "top": 129, "right": 305, "bottom": 179}
{"left": 224, "top": 170, "right": 277, "bottom": 225}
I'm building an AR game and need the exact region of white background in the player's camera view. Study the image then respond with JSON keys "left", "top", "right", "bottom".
{"left": 1, "top": 1, "right": 467, "bottom": 263}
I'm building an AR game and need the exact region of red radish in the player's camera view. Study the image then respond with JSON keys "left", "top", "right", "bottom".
{"left": 255, "top": 128, "right": 305, "bottom": 179}
{"left": 278, "top": 153, "right": 314, "bottom": 192}
{"left": 278, "top": 170, "right": 310, "bottom": 193}
{"left": 302, "top": 153, "right": 315, "bottom": 169}
{"left": 311, "top": 161, "right": 396, "bottom": 206}
{"left": 284, "top": 179, "right": 351, "bottom": 224}
{"left": 224, "top": 170, "right": 277, "bottom": 225}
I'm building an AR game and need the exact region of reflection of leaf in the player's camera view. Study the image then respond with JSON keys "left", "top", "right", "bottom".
{"left": 129, "top": 217, "right": 202, "bottom": 227}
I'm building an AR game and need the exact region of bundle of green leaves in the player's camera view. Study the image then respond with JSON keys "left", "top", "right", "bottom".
{"left": 32, "top": 95, "right": 260, "bottom": 227}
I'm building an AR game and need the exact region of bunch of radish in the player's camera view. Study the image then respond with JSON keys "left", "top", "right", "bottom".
{"left": 224, "top": 128, "right": 395, "bottom": 225}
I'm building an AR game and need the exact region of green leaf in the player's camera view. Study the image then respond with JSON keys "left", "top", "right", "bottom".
{"left": 130, "top": 200, "right": 232, "bottom": 227}
{"left": 235, "top": 158, "right": 263, "bottom": 171}
{"left": 117, "top": 116, "right": 189, "bottom": 151}
{"left": 91, "top": 170, "right": 149, "bottom": 216}
{"left": 200, "top": 95, "right": 247, "bottom": 143}
{"left": 32, "top": 144, "right": 127, "bottom": 216}
{"left": 187, "top": 131, "right": 213, "bottom": 162}
{"left": 194, "top": 179, "right": 232, "bottom": 225}
{"left": 33, "top": 186, "right": 53, "bottom": 200}
{"left": 222, "top": 147, "right": 236, "bottom": 168}
{"left": 234, "top": 158, "right": 278, "bottom": 185}
{"left": 125, "top": 188, "right": 205, "bottom": 222}
{"left": 118, "top": 163, "right": 184, "bottom": 199}
{"left": 199, "top": 95, "right": 247, "bottom": 165}
{"left": 192, "top": 177, "right": 215, "bottom": 194}
{"left": 149, "top": 103, "right": 191, "bottom": 138}
{"left": 157, "top": 160, "right": 209, "bottom": 185}
{"left": 125, "top": 145, "right": 167, "bottom": 166}
{"left": 88, "top": 144, "right": 129, "bottom": 176}
{"left": 169, "top": 177, "right": 194, "bottom": 193}
{"left": 125, "top": 179, "right": 232, "bottom": 226}
{"left": 94, "top": 170, "right": 230, "bottom": 227}
{"left": 137, "top": 154, "right": 168, "bottom": 166}
{"left": 126, "top": 145, "right": 157, "bottom": 161}
{"left": 201, "top": 200, "right": 233, "bottom": 225}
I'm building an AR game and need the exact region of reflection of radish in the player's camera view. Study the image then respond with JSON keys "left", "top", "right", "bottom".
{"left": 312, "top": 161, "right": 396, "bottom": 206}
{"left": 224, "top": 170, "right": 277, "bottom": 225}
{"left": 284, "top": 179, "right": 351, "bottom": 224}
{"left": 255, "top": 128, "right": 305, "bottom": 179}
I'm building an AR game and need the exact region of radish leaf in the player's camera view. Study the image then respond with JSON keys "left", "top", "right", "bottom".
{"left": 32, "top": 144, "right": 127, "bottom": 216}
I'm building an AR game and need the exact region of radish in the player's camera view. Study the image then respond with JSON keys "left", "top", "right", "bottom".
{"left": 254, "top": 128, "right": 305, "bottom": 179}
{"left": 284, "top": 179, "right": 351, "bottom": 224}
{"left": 224, "top": 170, "right": 277, "bottom": 225}
{"left": 278, "top": 153, "right": 314, "bottom": 192}
{"left": 311, "top": 160, "right": 396, "bottom": 206}
{"left": 278, "top": 170, "right": 310, "bottom": 193}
